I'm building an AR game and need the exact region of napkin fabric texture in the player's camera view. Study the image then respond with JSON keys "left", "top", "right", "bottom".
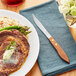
{"left": 20, "top": 0, "right": 76, "bottom": 76}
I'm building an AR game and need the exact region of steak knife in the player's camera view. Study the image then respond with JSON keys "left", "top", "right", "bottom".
{"left": 32, "top": 14, "right": 70, "bottom": 63}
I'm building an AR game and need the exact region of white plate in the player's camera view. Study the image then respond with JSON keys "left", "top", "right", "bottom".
{"left": 0, "top": 10, "right": 40, "bottom": 76}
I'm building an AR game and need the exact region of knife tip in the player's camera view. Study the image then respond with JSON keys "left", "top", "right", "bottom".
{"left": 32, "top": 14, "right": 35, "bottom": 18}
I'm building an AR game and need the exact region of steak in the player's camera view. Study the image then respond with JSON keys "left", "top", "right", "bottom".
{"left": 0, "top": 29, "right": 30, "bottom": 76}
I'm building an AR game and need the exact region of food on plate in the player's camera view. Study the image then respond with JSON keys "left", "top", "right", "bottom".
{"left": 0, "top": 17, "right": 31, "bottom": 76}
{"left": 0, "top": 17, "right": 21, "bottom": 28}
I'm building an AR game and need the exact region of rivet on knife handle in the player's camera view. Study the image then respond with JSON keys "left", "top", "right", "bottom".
{"left": 49, "top": 37, "right": 70, "bottom": 63}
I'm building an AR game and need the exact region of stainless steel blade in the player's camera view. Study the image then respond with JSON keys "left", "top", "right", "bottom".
{"left": 32, "top": 14, "right": 51, "bottom": 39}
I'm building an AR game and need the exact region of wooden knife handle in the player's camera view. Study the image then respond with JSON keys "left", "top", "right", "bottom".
{"left": 49, "top": 37, "right": 69, "bottom": 63}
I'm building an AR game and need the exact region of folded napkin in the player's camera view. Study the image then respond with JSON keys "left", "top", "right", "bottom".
{"left": 20, "top": 0, "right": 76, "bottom": 76}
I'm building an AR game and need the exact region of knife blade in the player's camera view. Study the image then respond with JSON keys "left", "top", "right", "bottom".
{"left": 32, "top": 14, "right": 70, "bottom": 63}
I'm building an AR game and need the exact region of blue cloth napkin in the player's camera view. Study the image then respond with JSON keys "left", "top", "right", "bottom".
{"left": 20, "top": 0, "right": 76, "bottom": 76}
